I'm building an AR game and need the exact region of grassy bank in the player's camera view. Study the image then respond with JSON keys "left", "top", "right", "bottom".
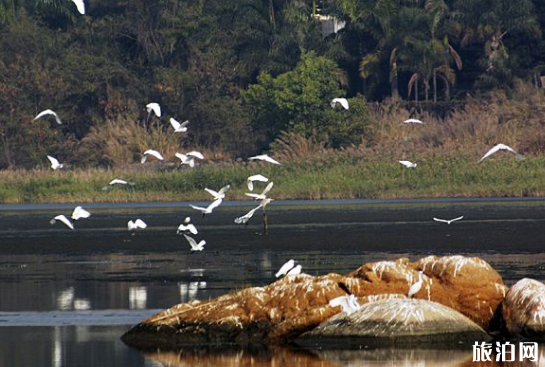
{"left": 1, "top": 154, "right": 544, "bottom": 204}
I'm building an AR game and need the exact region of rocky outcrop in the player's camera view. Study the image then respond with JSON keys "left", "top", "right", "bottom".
{"left": 502, "top": 278, "right": 545, "bottom": 340}
{"left": 297, "top": 298, "right": 491, "bottom": 348}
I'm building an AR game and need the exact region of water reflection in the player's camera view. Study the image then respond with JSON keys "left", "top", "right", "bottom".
{"left": 178, "top": 281, "right": 207, "bottom": 303}
{"left": 129, "top": 286, "right": 147, "bottom": 310}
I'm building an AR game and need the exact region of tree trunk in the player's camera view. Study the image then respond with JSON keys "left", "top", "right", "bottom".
{"left": 433, "top": 70, "right": 437, "bottom": 103}
{"left": 391, "top": 62, "right": 399, "bottom": 100}
{"left": 415, "top": 79, "right": 419, "bottom": 103}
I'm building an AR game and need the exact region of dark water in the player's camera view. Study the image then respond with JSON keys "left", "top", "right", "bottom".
{"left": 1, "top": 198, "right": 545, "bottom": 366}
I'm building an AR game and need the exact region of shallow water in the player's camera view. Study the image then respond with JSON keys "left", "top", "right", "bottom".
{"left": 1, "top": 199, "right": 545, "bottom": 366}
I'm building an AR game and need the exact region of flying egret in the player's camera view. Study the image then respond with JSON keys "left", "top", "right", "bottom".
{"left": 331, "top": 98, "right": 349, "bottom": 110}
{"left": 433, "top": 216, "right": 464, "bottom": 225}
{"left": 403, "top": 118, "right": 424, "bottom": 124}
{"left": 478, "top": 143, "right": 519, "bottom": 163}
{"left": 141, "top": 149, "right": 164, "bottom": 164}
{"left": 258, "top": 197, "right": 274, "bottom": 211}
{"left": 128, "top": 219, "right": 147, "bottom": 231}
{"left": 71, "top": 0, "right": 85, "bottom": 14}
{"left": 204, "top": 185, "right": 230, "bottom": 200}
{"left": 248, "top": 154, "right": 281, "bottom": 165}
{"left": 109, "top": 179, "right": 128, "bottom": 186}
{"left": 146, "top": 103, "right": 161, "bottom": 118}
{"left": 50, "top": 215, "right": 74, "bottom": 230}
{"left": 183, "top": 234, "right": 206, "bottom": 252}
{"left": 286, "top": 264, "right": 302, "bottom": 277}
{"left": 399, "top": 160, "right": 417, "bottom": 168}
{"left": 47, "top": 155, "right": 63, "bottom": 170}
{"left": 408, "top": 271, "right": 424, "bottom": 298}
{"left": 71, "top": 206, "right": 91, "bottom": 220}
{"left": 245, "top": 182, "right": 274, "bottom": 200}
{"left": 177, "top": 217, "right": 198, "bottom": 235}
{"left": 234, "top": 206, "right": 260, "bottom": 224}
{"left": 175, "top": 151, "right": 204, "bottom": 167}
{"left": 170, "top": 118, "right": 189, "bottom": 133}
{"left": 275, "top": 259, "right": 295, "bottom": 278}
{"left": 190, "top": 198, "right": 223, "bottom": 217}
{"left": 247, "top": 174, "right": 268, "bottom": 191}
{"left": 34, "top": 109, "right": 62, "bottom": 125}
{"left": 329, "top": 294, "right": 361, "bottom": 315}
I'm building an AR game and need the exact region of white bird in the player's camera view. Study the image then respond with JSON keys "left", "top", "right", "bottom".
{"left": 71, "top": 206, "right": 91, "bottom": 220}
{"left": 404, "top": 118, "right": 424, "bottom": 124}
{"left": 128, "top": 219, "right": 147, "bottom": 231}
{"left": 177, "top": 217, "right": 198, "bottom": 235}
{"left": 146, "top": 103, "right": 161, "bottom": 118}
{"left": 247, "top": 174, "right": 269, "bottom": 191}
{"left": 71, "top": 0, "right": 85, "bottom": 14}
{"left": 175, "top": 151, "right": 204, "bottom": 167}
{"left": 109, "top": 179, "right": 128, "bottom": 186}
{"left": 169, "top": 118, "right": 189, "bottom": 133}
{"left": 286, "top": 264, "right": 302, "bottom": 277}
{"left": 408, "top": 271, "right": 424, "bottom": 298}
{"left": 399, "top": 160, "right": 417, "bottom": 168}
{"left": 47, "top": 155, "right": 63, "bottom": 170}
{"left": 234, "top": 206, "right": 260, "bottom": 224}
{"left": 183, "top": 234, "right": 206, "bottom": 252}
{"left": 329, "top": 294, "right": 361, "bottom": 315}
{"left": 190, "top": 198, "right": 223, "bottom": 216}
{"left": 248, "top": 154, "right": 281, "bottom": 165}
{"left": 258, "top": 198, "right": 274, "bottom": 211}
{"left": 34, "top": 109, "right": 62, "bottom": 125}
{"left": 141, "top": 149, "right": 164, "bottom": 164}
{"left": 204, "top": 185, "right": 230, "bottom": 200}
{"left": 275, "top": 259, "right": 295, "bottom": 278}
{"left": 245, "top": 182, "right": 274, "bottom": 200}
{"left": 50, "top": 215, "right": 74, "bottom": 230}
{"left": 433, "top": 216, "right": 464, "bottom": 225}
{"left": 331, "top": 98, "right": 349, "bottom": 110}
{"left": 478, "top": 143, "right": 518, "bottom": 163}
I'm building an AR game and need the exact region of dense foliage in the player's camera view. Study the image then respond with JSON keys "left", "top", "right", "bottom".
{"left": 0, "top": 0, "right": 544, "bottom": 168}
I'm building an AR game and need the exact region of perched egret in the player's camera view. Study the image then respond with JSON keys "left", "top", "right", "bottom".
{"left": 331, "top": 98, "right": 349, "bottom": 110}
{"left": 177, "top": 217, "right": 198, "bottom": 235}
{"left": 141, "top": 149, "right": 164, "bottom": 164}
{"left": 47, "top": 155, "right": 63, "bottom": 170}
{"left": 35, "top": 109, "right": 62, "bottom": 125}
{"left": 245, "top": 182, "right": 274, "bottom": 200}
{"left": 170, "top": 118, "right": 189, "bottom": 133}
{"left": 71, "top": 0, "right": 85, "bottom": 14}
{"left": 190, "top": 198, "right": 223, "bottom": 217}
{"left": 478, "top": 143, "right": 519, "bottom": 163}
{"left": 399, "top": 160, "right": 417, "bottom": 168}
{"left": 128, "top": 219, "right": 147, "bottom": 231}
{"left": 71, "top": 206, "right": 91, "bottom": 220}
{"left": 329, "top": 294, "right": 361, "bottom": 315}
{"left": 286, "top": 264, "right": 302, "bottom": 277}
{"left": 433, "top": 216, "right": 464, "bottom": 225}
{"left": 248, "top": 154, "right": 281, "bottom": 165}
{"left": 234, "top": 206, "right": 260, "bottom": 225}
{"left": 146, "top": 103, "right": 161, "bottom": 118}
{"left": 408, "top": 271, "right": 424, "bottom": 298}
{"left": 183, "top": 234, "right": 206, "bottom": 252}
{"left": 50, "top": 215, "right": 74, "bottom": 230}
{"left": 247, "top": 174, "right": 268, "bottom": 191}
{"left": 404, "top": 118, "right": 424, "bottom": 124}
{"left": 204, "top": 185, "right": 230, "bottom": 200}
{"left": 275, "top": 259, "right": 295, "bottom": 278}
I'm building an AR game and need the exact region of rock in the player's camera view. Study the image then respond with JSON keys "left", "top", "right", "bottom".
{"left": 502, "top": 278, "right": 545, "bottom": 340}
{"left": 297, "top": 298, "right": 491, "bottom": 348}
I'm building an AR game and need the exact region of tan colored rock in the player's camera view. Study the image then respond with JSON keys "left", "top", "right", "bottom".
{"left": 297, "top": 298, "right": 491, "bottom": 348}
{"left": 502, "top": 278, "right": 545, "bottom": 340}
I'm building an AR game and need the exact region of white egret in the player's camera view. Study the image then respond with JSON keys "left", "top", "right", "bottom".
{"left": 141, "top": 149, "right": 164, "bottom": 164}
{"left": 146, "top": 103, "right": 161, "bottom": 118}
{"left": 128, "top": 219, "right": 147, "bottom": 231}
{"left": 170, "top": 118, "right": 189, "bottom": 133}
{"left": 47, "top": 155, "right": 63, "bottom": 170}
{"left": 478, "top": 143, "right": 519, "bottom": 163}
{"left": 408, "top": 271, "right": 424, "bottom": 298}
{"left": 109, "top": 179, "right": 128, "bottom": 186}
{"left": 403, "top": 118, "right": 424, "bottom": 124}
{"left": 175, "top": 151, "right": 204, "bottom": 167}
{"left": 35, "top": 109, "right": 62, "bottom": 125}
{"left": 183, "top": 234, "right": 206, "bottom": 252}
{"left": 258, "top": 197, "right": 273, "bottom": 211}
{"left": 190, "top": 198, "right": 223, "bottom": 216}
{"left": 248, "top": 154, "right": 281, "bottom": 165}
{"left": 245, "top": 182, "right": 274, "bottom": 200}
{"left": 204, "top": 185, "right": 230, "bottom": 200}
{"left": 71, "top": 206, "right": 91, "bottom": 220}
{"left": 286, "top": 264, "right": 302, "bottom": 277}
{"left": 331, "top": 98, "right": 349, "bottom": 110}
{"left": 275, "top": 259, "right": 295, "bottom": 278}
{"left": 234, "top": 206, "right": 260, "bottom": 224}
{"left": 50, "top": 215, "right": 74, "bottom": 230}
{"left": 399, "top": 160, "right": 417, "bottom": 168}
{"left": 177, "top": 217, "right": 198, "bottom": 235}
{"left": 329, "top": 294, "right": 361, "bottom": 315}
{"left": 247, "top": 174, "right": 268, "bottom": 191}
{"left": 71, "top": 0, "right": 85, "bottom": 14}
{"left": 433, "top": 216, "right": 464, "bottom": 225}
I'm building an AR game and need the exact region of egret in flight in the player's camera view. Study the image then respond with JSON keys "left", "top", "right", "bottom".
{"left": 204, "top": 185, "right": 230, "bottom": 200}
{"left": 190, "top": 198, "right": 223, "bottom": 217}
{"left": 433, "top": 216, "right": 464, "bottom": 225}
{"left": 169, "top": 118, "right": 189, "bottom": 133}
{"left": 478, "top": 143, "right": 519, "bottom": 163}
{"left": 331, "top": 98, "right": 349, "bottom": 110}
{"left": 248, "top": 154, "right": 281, "bottom": 165}
{"left": 50, "top": 215, "right": 74, "bottom": 230}
{"left": 71, "top": 0, "right": 85, "bottom": 14}
{"left": 35, "top": 109, "right": 62, "bottom": 125}
{"left": 146, "top": 103, "right": 161, "bottom": 118}
{"left": 403, "top": 118, "right": 424, "bottom": 124}
{"left": 399, "top": 160, "right": 417, "bottom": 168}
{"left": 141, "top": 149, "right": 164, "bottom": 164}
{"left": 245, "top": 182, "right": 274, "bottom": 200}
{"left": 177, "top": 217, "right": 198, "bottom": 235}
{"left": 234, "top": 205, "right": 260, "bottom": 224}
{"left": 183, "top": 234, "right": 206, "bottom": 252}
{"left": 175, "top": 151, "right": 204, "bottom": 167}
{"left": 247, "top": 174, "right": 268, "bottom": 191}
{"left": 47, "top": 156, "right": 63, "bottom": 170}
{"left": 128, "top": 219, "right": 147, "bottom": 231}
{"left": 71, "top": 206, "right": 91, "bottom": 220}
